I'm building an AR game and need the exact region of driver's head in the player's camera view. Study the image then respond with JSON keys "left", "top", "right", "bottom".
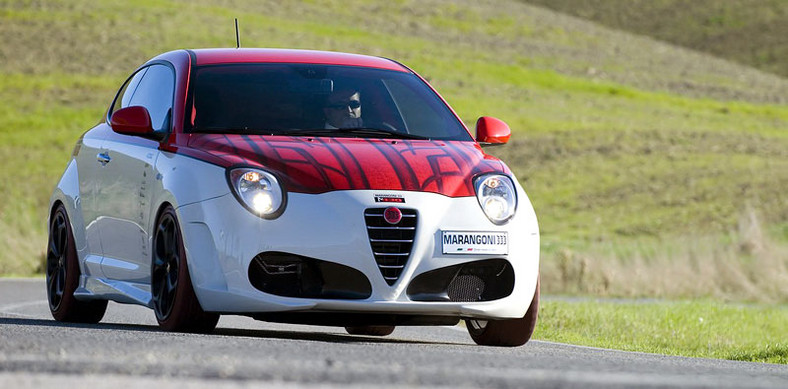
{"left": 324, "top": 89, "right": 361, "bottom": 128}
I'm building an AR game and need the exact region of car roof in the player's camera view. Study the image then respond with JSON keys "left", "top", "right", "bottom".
{"left": 189, "top": 48, "right": 410, "bottom": 73}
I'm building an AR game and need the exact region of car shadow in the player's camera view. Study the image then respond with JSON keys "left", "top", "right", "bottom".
{"left": 213, "top": 327, "right": 460, "bottom": 346}
{"left": 0, "top": 316, "right": 466, "bottom": 346}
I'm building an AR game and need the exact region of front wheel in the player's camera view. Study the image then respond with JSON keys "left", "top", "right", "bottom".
{"left": 466, "top": 276, "right": 539, "bottom": 347}
{"left": 151, "top": 206, "right": 219, "bottom": 333}
{"left": 46, "top": 204, "right": 107, "bottom": 323}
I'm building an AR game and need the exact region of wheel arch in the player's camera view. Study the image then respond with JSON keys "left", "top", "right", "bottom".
{"left": 149, "top": 199, "right": 222, "bottom": 312}
{"left": 152, "top": 201, "right": 176, "bottom": 231}
{"left": 48, "top": 199, "right": 65, "bottom": 224}
{"left": 149, "top": 153, "right": 231, "bottom": 309}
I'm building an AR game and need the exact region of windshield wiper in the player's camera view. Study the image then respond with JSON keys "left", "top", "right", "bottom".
{"left": 287, "top": 127, "right": 430, "bottom": 140}
{"left": 192, "top": 127, "right": 287, "bottom": 135}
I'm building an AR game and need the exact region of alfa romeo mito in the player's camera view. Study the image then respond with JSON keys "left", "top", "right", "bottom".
{"left": 46, "top": 48, "right": 540, "bottom": 346}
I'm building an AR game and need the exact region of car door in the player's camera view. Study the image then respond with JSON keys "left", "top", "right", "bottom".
{"left": 75, "top": 124, "right": 109, "bottom": 277}
{"left": 97, "top": 64, "right": 174, "bottom": 283}
{"left": 77, "top": 68, "right": 147, "bottom": 277}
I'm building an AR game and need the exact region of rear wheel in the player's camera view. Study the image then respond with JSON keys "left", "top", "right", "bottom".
{"left": 345, "top": 325, "right": 395, "bottom": 336}
{"left": 46, "top": 204, "right": 107, "bottom": 323}
{"left": 151, "top": 206, "right": 219, "bottom": 333}
{"left": 466, "top": 276, "right": 539, "bottom": 347}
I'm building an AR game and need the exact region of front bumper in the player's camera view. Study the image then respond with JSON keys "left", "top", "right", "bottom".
{"left": 177, "top": 187, "right": 539, "bottom": 320}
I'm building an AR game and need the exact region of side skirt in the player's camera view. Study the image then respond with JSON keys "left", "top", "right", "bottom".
{"left": 75, "top": 275, "right": 153, "bottom": 308}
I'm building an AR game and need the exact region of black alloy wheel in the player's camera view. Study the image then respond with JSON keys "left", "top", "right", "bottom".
{"left": 46, "top": 204, "right": 107, "bottom": 323}
{"left": 151, "top": 206, "right": 219, "bottom": 333}
{"left": 152, "top": 210, "right": 180, "bottom": 321}
{"left": 46, "top": 210, "right": 68, "bottom": 311}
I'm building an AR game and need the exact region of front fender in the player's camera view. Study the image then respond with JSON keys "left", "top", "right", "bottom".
{"left": 152, "top": 151, "right": 229, "bottom": 212}
{"left": 149, "top": 151, "right": 231, "bottom": 307}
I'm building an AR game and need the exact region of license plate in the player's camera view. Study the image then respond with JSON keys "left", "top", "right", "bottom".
{"left": 441, "top": 231, "right": 508, "bottom": 255}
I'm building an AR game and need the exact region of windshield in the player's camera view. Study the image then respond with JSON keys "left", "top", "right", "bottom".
{"left": 186, "top": 64, "right": 472, "bottom": 141}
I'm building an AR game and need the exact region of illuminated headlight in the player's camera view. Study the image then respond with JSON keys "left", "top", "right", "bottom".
{"left": 228, "top": 168, "right": 286, "bottom": 219}
{"left": 474, "top": 174, "right": 517, "bottom": 225}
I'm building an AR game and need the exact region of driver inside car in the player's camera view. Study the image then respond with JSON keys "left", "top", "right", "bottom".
{"left": 323, "top": 89, "right": 363, "bottom": 129}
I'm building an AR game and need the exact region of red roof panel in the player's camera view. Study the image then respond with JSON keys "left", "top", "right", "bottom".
{"left": 191, "top": 48, "right": 409, "bottom": 72}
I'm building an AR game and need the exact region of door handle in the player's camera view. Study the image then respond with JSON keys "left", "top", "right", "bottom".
{"left": 97, "top": 152, "right": 111, "bottom": 166}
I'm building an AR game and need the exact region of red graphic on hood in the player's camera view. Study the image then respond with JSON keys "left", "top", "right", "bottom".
{"left": 182, "top": 134, "right": 509, "bottom": 197}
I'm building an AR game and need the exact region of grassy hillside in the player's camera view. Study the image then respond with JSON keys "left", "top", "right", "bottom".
{"left": 523, "top": 0, "right": 788, "bottom": 78}
{"left": 1, "top": 0, "right": 787, "bottom": 302}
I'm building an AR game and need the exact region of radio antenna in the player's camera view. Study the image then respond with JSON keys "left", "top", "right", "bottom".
{"left": 235, "top": 18, "right": 241, "bottom": 48}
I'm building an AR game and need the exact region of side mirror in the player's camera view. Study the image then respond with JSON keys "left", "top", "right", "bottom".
{"left": 110, "top": 106, "right": 154, "bottom": 136}
{"left": 475, "top": 116, "right": 511, "bottom": 146}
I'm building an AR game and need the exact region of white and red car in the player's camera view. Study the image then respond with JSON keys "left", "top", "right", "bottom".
{"left": 46, "top": 48, "right": 540, "bottom": 346}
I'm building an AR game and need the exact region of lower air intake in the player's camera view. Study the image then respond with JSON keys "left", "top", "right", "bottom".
{"left": 407, "top": 258, "right": 514, "bottom": 302}
{"left": 447, "top": 274, "right": 486, "bottom": 302}
{"left": 248, "top": 252, "right": 371, "bottom": 299}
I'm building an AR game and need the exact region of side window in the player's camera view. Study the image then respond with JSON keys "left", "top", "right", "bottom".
{"left": 109, "top": 67, "right": 147, "bottom": 117}
{"left": 128, "top": 64, "right": 175, "bottom": 132}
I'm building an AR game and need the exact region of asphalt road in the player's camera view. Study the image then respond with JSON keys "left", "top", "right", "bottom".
{"left": 1, "top": 279, "right": 786, "bottom": 388}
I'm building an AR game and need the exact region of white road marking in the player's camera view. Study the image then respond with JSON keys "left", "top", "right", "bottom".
{"left": 0, "top": 278, "right": 44, "bottom": 282}
{"left": 0, "top": 300, "right": 47, "bottom": 319}
{"left": 0, "top": 311, "right": 39, "bottom": 319}
{"left": 0, "top": 300, "right": 47, "bottom": 312}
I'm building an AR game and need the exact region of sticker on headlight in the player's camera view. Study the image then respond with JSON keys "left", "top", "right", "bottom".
{"left": 441, "top": 231, "right": 508, "bottom": 255}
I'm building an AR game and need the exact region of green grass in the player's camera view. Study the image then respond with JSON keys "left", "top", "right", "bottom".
{"left": 0, "top": 74, "right": 117, "bottom": 274}
{"left": 0, "top": 0, "right": 787, "bottom": 305}
{"left": 522, "top": 0, "right": 788, "bottom": 78}
{"left": 535, "top": 299, "right": 788, "bottom": 364}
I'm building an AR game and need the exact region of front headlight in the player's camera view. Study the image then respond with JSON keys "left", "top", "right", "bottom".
{"left": 474, "top": 174, "right": 517, "bottom": 225}
{"left": 227, "top": 167, "right": 286, "bottom": 219}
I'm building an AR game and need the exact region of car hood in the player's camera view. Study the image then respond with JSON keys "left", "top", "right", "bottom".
{"left": 185, "top": 134, "right": 509, "bottom": 197}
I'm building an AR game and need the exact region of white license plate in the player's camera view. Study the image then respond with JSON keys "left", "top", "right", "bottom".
{"left": 441, "top": 231, "right": 508, "bottom": 255}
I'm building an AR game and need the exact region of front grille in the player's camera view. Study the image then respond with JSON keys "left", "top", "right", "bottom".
{"left": 364, "top": 208, "right": 417, "bottom": 285}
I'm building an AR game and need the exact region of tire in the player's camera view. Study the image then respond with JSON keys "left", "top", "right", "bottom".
{"left": 345, "top": 325, "right": 395, "bottom": 336}
{"left": 46, "top": 204, "right": 107, "bottom": 323}
{"left": 466, "top": 276, "right": 539, "bottom": 347}
{"left": 151, "top": 206, "right": 219, "bottom": 333}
